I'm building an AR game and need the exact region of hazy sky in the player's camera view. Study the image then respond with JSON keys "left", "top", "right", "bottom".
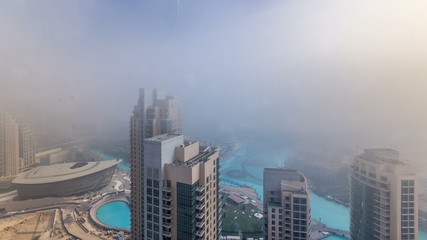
{"left": 1, "top": 1, "right": 427, "bottom": 165}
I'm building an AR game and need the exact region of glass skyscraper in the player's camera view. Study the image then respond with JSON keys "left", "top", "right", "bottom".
{"left": 350, "top": 149, "right": 418, "bottom": 240}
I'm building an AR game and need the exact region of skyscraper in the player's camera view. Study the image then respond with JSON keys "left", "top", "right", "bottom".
{"left": 350, "top": 149, "right": 418, "bottom": 240}
{"left": 130, "top": 89, "right": 182, "bottom": 239}
{"left": 19, "top": 124, "right": 36, "bottom": 170}
{"left": 141, "top": 134, "right": 221, "bottom": 240}
{"left": 0, "top": 113, "right": 36, "bottom": 178}
{"left": 263, "top": 168, "right": 311, "bottom": 240}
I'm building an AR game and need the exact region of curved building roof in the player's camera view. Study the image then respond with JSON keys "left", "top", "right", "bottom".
{"left": 13, "top": 160, "right": 121, "bottom": 184}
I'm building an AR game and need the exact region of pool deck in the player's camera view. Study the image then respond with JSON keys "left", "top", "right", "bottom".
{"left": 89, "top": 193, "right": 130, "bottom": 233}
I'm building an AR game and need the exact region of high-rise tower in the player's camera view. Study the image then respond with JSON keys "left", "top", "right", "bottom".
{"left": 19, "top": 124, "right": 36, "bottom": 170}
{"left": 263, "top": 168, "right": 311, "bottom": 240}
{"left": 350, "top": 149, "right": 418, "bottom": 240}
{"left": 130, "top": 89, "right": 182, "bottom": 240}
{"left": 141, "top": 134, "right": 221, "bottom": 240}
{"left": 0, "top": 113, "right": 36, "bottom": 178}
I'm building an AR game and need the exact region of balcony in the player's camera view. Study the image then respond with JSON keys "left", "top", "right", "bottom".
{"left": 196, "top": 195, "right": 205, "bottom": 202}
{"left": 163, "top": 222, "right": 173, "bottom": 228}
{"left": 162, "top": 230, "right": 172, "bottom": 238}
{"left": 219, "top": 193, "right": 225, "bottom": 199}
{"left": 163, "top": 213, "right": 172, "bottom": 219}
{"left": 163, "top": 187, "right": 172, "bottom": 193}
{"left": 163, "top": 204, "right": 172, "bottom": 211}
{"left": 217, "top": 172, "right": 222, "bottom": 178}
{"left": 196, "top": 212, "right": 205, "bottom": 219}
{"left": 196, "top": 221, "right": 205, "bottom": 228}
{"left": 196, "top": 204, "right": 205, "bottom": 211}
{"left": 196, "top": 186, "right": 204, "bottom": 193}
{"left": 196, "top": 230, "right": 205, "bottom": 237}
{"left": 163, "top": 195, "right": 172, "bottom": 201}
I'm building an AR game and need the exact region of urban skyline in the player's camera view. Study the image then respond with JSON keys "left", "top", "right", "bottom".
{"left": 1, "top": 1, "right": 427, "bottom": 240}
{"left": 0, "top": 88, "right": 424, "bottom": 240}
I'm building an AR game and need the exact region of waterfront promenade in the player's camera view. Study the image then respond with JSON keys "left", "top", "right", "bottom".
{"left": 311, "top": 219, "right": 349, "bottom": 239}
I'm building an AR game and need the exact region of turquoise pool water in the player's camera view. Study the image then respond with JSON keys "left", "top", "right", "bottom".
{"left": 96, "top": 201, "right": 131, "bottom": 229}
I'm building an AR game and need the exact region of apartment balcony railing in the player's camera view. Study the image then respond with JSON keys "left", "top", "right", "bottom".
{"left": 196, "top": 186, "right": 204, "bottom": 193}
{"left": 196, "top": 195, "right": 205, "bottom": 202}
{"left": 163, "top": 204, "right": 172, "bottom": 211}
{"left": 196, "top": 230, "right": 205, "bottom": 237}
{"left": 163, "top": 222, "right": 173, "bottom": 228}
{"left": 196, "top": 204, "right": 205, "bottom": 211}
{"left": 196, "top": 221, "right": 205, "bottom": 229}
{"left": 196, "top": 212, "right": 205, "bottom": 219}
{"left": 163, "top": 195, "right": 172, "bottom": 201}
{"left": 162, "top": 230, "right": 172, "bottom": 238}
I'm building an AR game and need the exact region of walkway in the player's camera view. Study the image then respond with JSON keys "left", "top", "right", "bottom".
{"left": 311, "top": 219, "right": 349, "bottom": 239}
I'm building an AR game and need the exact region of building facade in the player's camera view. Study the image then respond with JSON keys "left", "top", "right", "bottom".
{"left": 263, "top": 168, "right": 311, "bottom": 240}
{"left": 130, "top": 89, "right": 182, "bottom": 240}
{"left": 350, "top": 149, "right": 418, "bottom": 240}
{"left": 19, "top": 124, "right": 36, "bottom": 170}
{"left": 0, "top": 113, "right": 36, "bottom": 178}
{"left": 139, "top": 134, "right": 221, "bottom": 240}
